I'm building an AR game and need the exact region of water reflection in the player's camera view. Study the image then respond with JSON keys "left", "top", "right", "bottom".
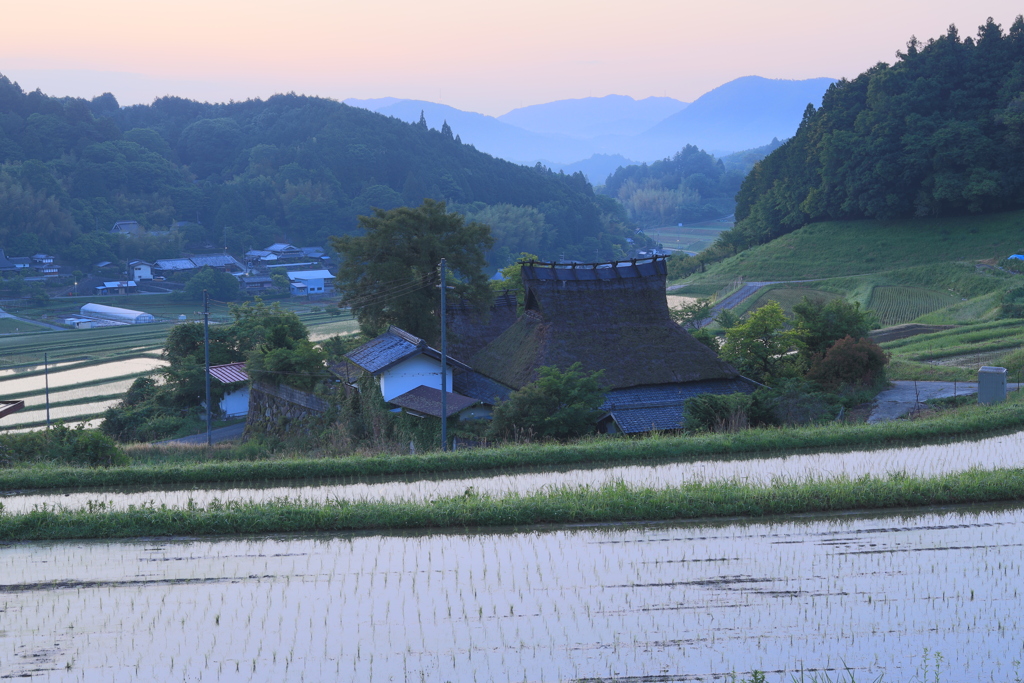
{"left": 5, "top": 430, "right": 1023, "bottom": 513}
{"left": 0, "top": 504, "right": 1020, "bottom": 681}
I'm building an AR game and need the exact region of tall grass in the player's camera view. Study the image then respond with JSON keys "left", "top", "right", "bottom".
{"left": 3, "top": 393, "right": 1024, "bottom": 492}
{"left": 2, "top": 467, "right": 1022, "bottom": 540}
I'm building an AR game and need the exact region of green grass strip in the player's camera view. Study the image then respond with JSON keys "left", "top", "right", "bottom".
{"left": 4, "top": 396, "right": 1024, "bottom": 493}
{"left": 2, "top": 468, "right": 1022, "bottom": 541}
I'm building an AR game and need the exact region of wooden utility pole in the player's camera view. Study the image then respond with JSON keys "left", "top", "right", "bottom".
{"left": 440, "top": 259, "right": 448, "bottom": 452}
{"left": 204, "top": 289, "right": 212, "bottom": 446}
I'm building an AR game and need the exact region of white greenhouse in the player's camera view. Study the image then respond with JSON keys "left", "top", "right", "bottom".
{"left": 80, "top": 303, "right": 156, "bottom": 324}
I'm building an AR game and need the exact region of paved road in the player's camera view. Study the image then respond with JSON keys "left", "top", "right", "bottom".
{"left": 157, "top": 422, "right": 246, "bottom": 445}
{"left": 868, "top": 380, "right": 981, "bottom": 423}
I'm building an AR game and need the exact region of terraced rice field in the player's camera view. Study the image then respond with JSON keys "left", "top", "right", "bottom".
{"left": 0, "top": 303, "right": 355, "bottom": 431}
{"left": 7, "top": 428, "right": 1024, "bottom": 514}
{"left": 2, "top": 504, "right": 1021, "bottom": 681}
{"left": 643, "top": 223, "right": 732, "bottom": 253}
{"left": 868, "top": 286, "right": 958, "bottom": 326}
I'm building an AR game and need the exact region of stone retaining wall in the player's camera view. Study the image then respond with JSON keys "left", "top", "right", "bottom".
{"left": 244, "top": 381, "right": 329, "bottom": 438}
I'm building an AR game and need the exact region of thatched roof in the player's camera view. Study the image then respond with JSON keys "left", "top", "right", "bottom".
{"left": 470, "top": 258, "right": 741, "bottom": 390}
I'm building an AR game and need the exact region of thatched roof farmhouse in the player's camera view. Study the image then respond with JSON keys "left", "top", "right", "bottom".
{"left": 470, "top": 257, "right": 755, "bottom": 433}
{"left": 345, "top": 257, "right": 754, "bottom": 434}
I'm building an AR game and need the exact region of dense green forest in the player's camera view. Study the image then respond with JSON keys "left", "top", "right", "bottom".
{"left": 0, "top": 76, "right": 632, "bottom": 267}
{"left": 722, "top": 17, "right": 1024, "bottom": 252}
{"left": 598, "top": 145, "right": 745, "bottom": 228}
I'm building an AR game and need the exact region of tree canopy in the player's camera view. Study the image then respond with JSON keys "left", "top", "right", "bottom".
{"left": 722, "top": 17, "right": 1024, "bottom": 252}
{"left": 0, "top": 75, "right": 632, "bottom": 262}
{"left": 331, "top": 200, "right": 494, "bottom": 344}
{"left": 487, "top": 363, "right": 606, "bottom": 441}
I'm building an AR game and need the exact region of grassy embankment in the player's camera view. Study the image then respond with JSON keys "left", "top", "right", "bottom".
{"left": 2, "top": 467, "right": 1021, "bottom": 541}
{"left": 677, "top": 210, "right": 1024, "bottom": 380}
{"left": 3, "top": 389, "right": 1024, "bottom": 492}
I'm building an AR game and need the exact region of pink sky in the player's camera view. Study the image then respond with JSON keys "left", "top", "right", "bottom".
{"left": 4, "top": 0, "right": 1022, "bottom": 115}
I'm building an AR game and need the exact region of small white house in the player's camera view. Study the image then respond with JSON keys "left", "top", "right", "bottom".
{"left": 208, "top": 362, "right": 250, "bottom": 418}
{"left": 287, "top": 269, "right": 334, "bottom": 296}
{"left": 129, "top": 260, "right": 153, "bottom": 281}
{"left": 344, "top": 326, "right": 469, "bottom": 403}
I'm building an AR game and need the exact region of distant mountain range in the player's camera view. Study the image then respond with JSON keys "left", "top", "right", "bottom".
{"left": 497, "top": 95, "right": 688, "bottom": 139}
{"left": 345, "top": 76, "right": 836, "bottom": 183}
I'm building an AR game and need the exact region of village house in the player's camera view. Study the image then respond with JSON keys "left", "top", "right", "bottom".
{"left": 466, "top": 257, "right": 756, "bottom": 434}
{"left": 110, "top": 220, "right": 143, "bottom": 236}
{"left": 344, "top": 326, "right": 498, "bottom": 421}
{"left": 129, "top": 260, "right": 154, "bottom": 281}
{"left": 153, "top": 254, "right": 244, "bottom": 277}
{"left": 286, "top": 269, "right": 334, "bottom": 297}
{"left": 94, "top": 281, "right": 138, "bottom": 296}
{"left": 208, "top": 362, "right": 251, "bottom": 418}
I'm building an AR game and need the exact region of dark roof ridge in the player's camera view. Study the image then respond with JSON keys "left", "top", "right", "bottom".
{"left": 388, "top": 325, "right": 424, "bottom": 345}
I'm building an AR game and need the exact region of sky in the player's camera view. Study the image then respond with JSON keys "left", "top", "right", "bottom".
{"left": 3, "top": 0, "right": 1023, "bottom": 116}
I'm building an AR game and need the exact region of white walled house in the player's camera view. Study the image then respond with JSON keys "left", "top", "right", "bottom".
{"left": 208, "top": 362, "right": 250, "bottom": 418}
{"left": 129, "top": 260, "right": 153, "bottom": 281}
{"left": 380, "top": 353, "right": 455, "bottom": 403}
{"left": 287, "top": 269, "right": 334, "bottom": 296}
{"left": 345, "top": 326, "right": 468, "bottom": 403}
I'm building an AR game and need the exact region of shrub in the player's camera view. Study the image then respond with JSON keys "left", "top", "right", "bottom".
{"left": 488, "top": 363, "right": 606, "bottom": 441}
{"left": 683, "top": 393, "right": 753, "bottom": 432}
{"left": 793, "top": 296, "right": 874, "bottom": 359}
{"left": 806, "top": 335, "right": 889, "bottom": 390}
{"left": 999, "top": 284, "right": 1024, "bottom": 318}
{"left": 0, "top": 423, "right": 127, "bottom": 467}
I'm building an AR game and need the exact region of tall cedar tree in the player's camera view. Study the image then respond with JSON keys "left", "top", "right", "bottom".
{"left": 723, "top": 17, "right": 1024, "bottom": 251}
{"left": 331, "top": 200, "right": 494, "bottom": 344}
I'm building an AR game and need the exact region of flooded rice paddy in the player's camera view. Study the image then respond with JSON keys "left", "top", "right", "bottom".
{"left": 0, "top": 357, "right": 166, "bottom": 395}
{"left": 1, "top": 503, "right": 1021, "bottom": 681}
{"left": 5, "top": 430, "right": 1024, "bottom": 514}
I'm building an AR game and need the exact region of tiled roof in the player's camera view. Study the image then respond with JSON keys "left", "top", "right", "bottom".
{"left": 209, "top": 362, "right": 249, "bottom": 384}
{"left": 606, "top": 405, "right": 688, "bottom": 434}
{"left": 346, "top": 326, "right": 470, "bottom": 375}
{"left": 389, "top": 385, "right": 478, "bottom": 418}
{"left": 189, "top": 254, "right": 243, "bottom": 269}
{"left": 154, "top": 258, "right": 196, "bottom": 271}
{"left": 599, "top": 378, "right": 755, "bottom": 411}
{"left": 287, "top": 270, "right": 334, "bottom": 280}
{"left": 600, "top": 379, "right": 758, "bottom": 434}
{"left": 453, "top": 370, "right": 513, "bottom": 405}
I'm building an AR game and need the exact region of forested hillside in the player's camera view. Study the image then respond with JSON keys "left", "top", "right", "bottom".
{"left": 0, "top": 76, "right": 627, "bottom": 266}
{"left": 599, "top": 145, "right": 745, "bottom": 227}
{"left": 724, "top": 17, "right": 1024, "bottom": 252}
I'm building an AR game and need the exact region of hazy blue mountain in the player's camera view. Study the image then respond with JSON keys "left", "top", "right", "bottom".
{"left": 629, "top": 76, "right": 836, "bottom": 157}
{"left": 345, "top": 76, "right": 834, "bottom": 166}
{"left": 543, "top": 154, "right": 639, "bottom": 185}
{"left": 343, "top": 97, "right": 595, "bottom": 164}
{"left": 497, "top": 95, "right": 687, "bottom": 139}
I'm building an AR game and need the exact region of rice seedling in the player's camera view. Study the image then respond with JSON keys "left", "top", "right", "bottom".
{"left": 868, "top": 286, "right": 958, "bottom": 326}
{"left": 1, "top": 505, "right": 1019, "bottom": 681}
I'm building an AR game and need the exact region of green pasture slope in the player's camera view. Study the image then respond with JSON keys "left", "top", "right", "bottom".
{"left": 678, "top": 210, "right": 1024, "bottom": 380}
{"left": 683, "top": 210, "right": 1024, "bottom": 285}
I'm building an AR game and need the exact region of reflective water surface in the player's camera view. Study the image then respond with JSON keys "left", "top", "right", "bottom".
{"left": 1, "top": 504, "right": 1021, "bottom": 681}
{"left": 5, "top": 430, "right": 1024, "bottom": 513}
